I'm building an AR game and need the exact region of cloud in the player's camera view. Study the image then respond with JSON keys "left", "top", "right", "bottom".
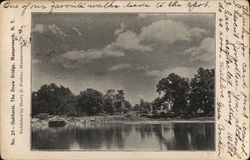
{"left": 184, "top": 37, "right": 215, "bottom": 62}
{"left": 162, "top": 67, "right": 197, "bottom": 78}
{"left": 136, "top": 65, "right": 149, "bottom": 70}
{"left": 114, "top": 23, "right": 126, "bottom": 35}
{"left": 59, "top": 47, "right": 125, "bottom": 69}
{"left": 58, "top": 28, "right": 152, "bottom": 69}
{"left": 108, "top": 64, "right": 131, "bottom": 71}
{"left": 139, "top": 20, "right": 190, "bottom": 45}
{"left": 188, "top": 27, "right": 207, "bottom": 38}
{"left": 137, "top": 20, "right": 208, "bottom": 47}
{"left": 59, "top": 25, "right": 153, "bottom": 69}
{"left": 145, "top": 67, "right": 197, "bottom": 78}
{"left": 47, "top": 24, "right": 64, "bottom": 35}
{"left": 33, "top": 24, "right": 64, "bottom": 35}
{"left": 33, "top": 24, "right": 45, "bottom": 33}
{"left": 110, "top": 20, "right": 209, "bottom": 56}
{"left": 145, "top": 70, "right": 162, "bottom": 76}
{"left": 56, "top": 19, "right": 211, "bottom": 69}
{"left": 113, "top": 31, "right": 152, "bottom": 51}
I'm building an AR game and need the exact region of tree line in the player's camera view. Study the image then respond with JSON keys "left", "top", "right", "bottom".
{"left": 32, "top": 67, "right": 214, "bottom": 118}
{"left": 32, "top": 85, "right": 132, "bottom": 117}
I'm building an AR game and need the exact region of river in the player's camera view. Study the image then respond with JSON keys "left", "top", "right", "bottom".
{"left": 32, "top": 122, "right": 214, "bottom": 150}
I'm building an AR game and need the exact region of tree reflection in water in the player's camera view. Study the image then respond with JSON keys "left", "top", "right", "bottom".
{"left": 153, "top": 123, "right": 215, "bottom": 150}
{"left": 32, "top": 123, "right": 214, "bottom": 150}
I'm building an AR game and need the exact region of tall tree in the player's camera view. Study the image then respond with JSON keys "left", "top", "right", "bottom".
{"left": 103, "top": 89, "right": 116, "bottom": 114}
{"left": 133, "top": 104, "right": 140, "bottom": 111}
{"left": 77, "top": 88, "right": 104, "bottom": 116}
{"left": 152, "top": 97, "right": 164, "bottom": 112}
{"left": 32, "top": 83, "right": 76, "bottom": 116}
{"left": 189, "top": 68, "right": 215, "bottom": 116}
{"left": 123, "top": 100, "right": 132, "bottom": 113}
{"left": 139, "top": 99, "right": 151, "bottom": 114}
{"left": 115, "top": 89, "right": 125, "bottom": 114}
{"left": 156, "top": 73, "right": 189, "bottom": 115}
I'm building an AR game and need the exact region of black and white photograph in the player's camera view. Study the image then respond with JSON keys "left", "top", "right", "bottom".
{"left": 31, "top": 13, "right": 215, "bottom": 151}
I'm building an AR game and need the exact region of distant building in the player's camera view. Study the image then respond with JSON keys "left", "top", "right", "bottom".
{"left": 160, "top": 101, "right": 172, "bottom": 113}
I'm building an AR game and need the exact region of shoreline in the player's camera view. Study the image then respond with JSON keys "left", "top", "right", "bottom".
{"left": 32, "top": 115, "right": 215, "bottom": 129}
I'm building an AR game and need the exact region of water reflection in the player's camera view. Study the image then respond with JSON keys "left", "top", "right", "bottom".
{"left": 32, "top": 123, "right": 214, "bottom": 150}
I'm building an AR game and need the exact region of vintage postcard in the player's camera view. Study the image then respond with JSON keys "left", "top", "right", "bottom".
{"left": 0, "top": 0, "right": 249, "bottom": 160}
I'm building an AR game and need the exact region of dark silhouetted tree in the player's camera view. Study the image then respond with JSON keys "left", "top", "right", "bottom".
{"left": 152, "top": 97, "right": 164, "bottom": 112}
{"left": 133, "top": 104, "right": 140, "bottom": 111}
{"left": 123, "top": 100, "right": 132, "bottom": 113}
{"left": 103, "top": 89, "right": 116, "bottom": 114}
{"left": 139, "top": 99, "right": 151, "bottom": 114}
{"left": 189, "top": 68, "right": 215, "bottom": 116}
{"left": 32, "top": 83, "right": 76, "bottom": 116}
{"left": 77, "top": 88, "right": 104, "bottom": 116}
{"left": 115, "top": 89, "right": 125, "bottom": 114}
{"left": 156, "top": 73, "right": 189, "bottom": 115}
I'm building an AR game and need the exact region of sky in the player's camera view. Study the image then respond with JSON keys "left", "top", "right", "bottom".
{"left": 32, "top": 13, "right": 215, "bottom": 105}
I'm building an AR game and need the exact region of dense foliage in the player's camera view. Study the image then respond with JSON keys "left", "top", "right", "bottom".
{"left": 32, "top": 84, "right": 77, "bottom": 116}
{"left": 156, "top": 73, "right": 190, "bottom": 115}
{"left": 32, "top": 67, "right": 214, "bottom": 118}
{"left": 77, "top": 89, "right": 104, "bottom": 116}
{"left": 188, "top": 68, "right": 215, "bottom": 116}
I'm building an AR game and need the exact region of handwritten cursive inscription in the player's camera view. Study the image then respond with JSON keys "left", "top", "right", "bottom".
{"left": 217, "top": 0, "right": 249, "bottom": 159}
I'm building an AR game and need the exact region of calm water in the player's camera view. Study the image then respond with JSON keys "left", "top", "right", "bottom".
{"left": 32, "top": 122, "right": 215, "bottom": 150}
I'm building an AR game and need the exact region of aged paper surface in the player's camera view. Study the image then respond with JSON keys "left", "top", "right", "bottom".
{"left": 0, "top": 0, "right": 249, "bottom": 159}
